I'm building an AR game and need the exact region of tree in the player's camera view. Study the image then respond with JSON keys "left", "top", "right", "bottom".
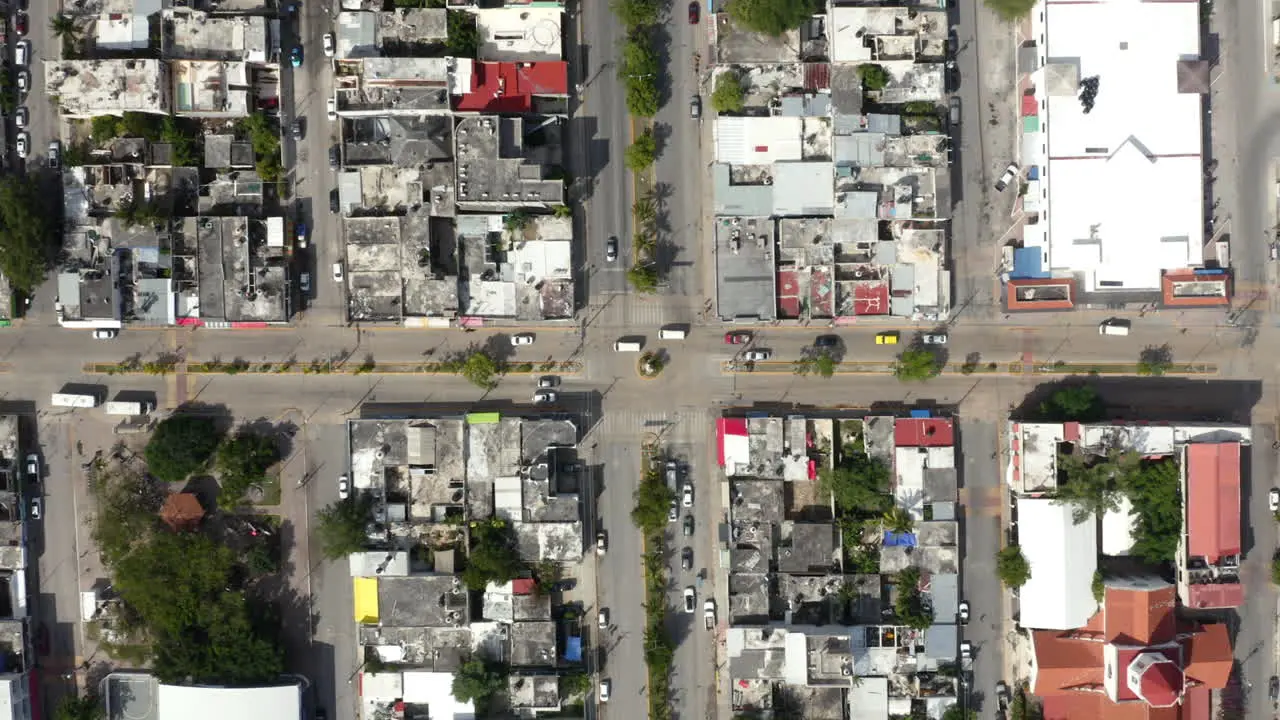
{"left": 244, "top": 543, "right": 279, "bottom": 577}
{"left": 628, "top": 265, "right": 659, "bottom": 293}
{"left": 91, "top": 116, "right": 120, "bottom": 145}
{"left": 1092, "top": 570, "right": 1104, "bottom": 604}
{"left": 711, "top": 71, "right": 746, "bottom": 113}
{"left": 1038, "top": 385, "right": 1104, "bottom": 421}
{"left": 793, "top": 351, "right": 836, "bottom": 378}
{"left": 633, "top": 198, "right": 657, "bottom": 227}
{"left": 161, "top": 116, "right": 202, "bottom": 167}
{"left": 561, "top": 670, "right": 591, "bottom": 697}
{"left": 452, "top": 658, "right": 508, "bottom": 706}
{"left": 893, "top": 349, "right": 942, "bottom": 381}
{"left": 611, "top": 0, "right": 660, "bottom": 29}
{"left": 460, "top": 349, "right": 501, "bottom": 390}
{"left": 882, "top": 507, "right": 913, "bottom": 534}
{"left": 941, "top": 705, "right": 978, "bottom": 720}
{"left": 1272, "top": 553, "right": 1280, "bottom": 585}
{"left": 727, "top": 0, "right": 817, "bottom": 36}
{"left": 54, "top": 694, "right": 103, "bottom": 720}
{"left": 0, "top": 176, "right": 58, "bottom": 293}
{"left": 1009, "top": 687, "right": 1044, "bottom": 720}
{"left": 91, "top": 465, "right": 166, "bottom": 565}
{"left": 1138, "top": 344, "right": 1173, "bottom": 376}
{"left": 552, "top": 204, "right": 572, "bottom": 218}
{"left": 462, "top": 519, "right": 523, "bottom": 590}
{"left": 503, "top": 209, "right": 531, "bottom": 233}
{"left": 983, "top": 0, "right": 1037, "bottom": 22}
{"left": 858, "top": 64, "right": 890, "bottom": 92}
{"left": 996, "top": 544, "right": 1031, "bottom": 588}
{"left": 445, "top": 11, "right": 479, "bottom": 57}
{"left": 1053, "top": 448, "right": 1140, "bottom": 523}
{"left": 145, "top": 415, "right": 223, "bottom": 483}
{"left": 49, "top": 14, "right": 83, "bottom": 43}
{"left": 1124, "top": 458, "right": 1182, "bottom": 565}
{"left": 315, "top": 495, "right": 374, "bottom": 559}
{"left": 119, "top": 112, "right": 163, "bottom": 141}
{"left": 632, "top": 470, "right": 674, "bottom": 533}
{"left": 893, "top": 567, "right": 933, "bottom": 629}
{"left": 216, "top": 431, "right": 281, "bottom": 505}
{"left": 625, "top": 128, "right": 658, "bottom": 171}
{"left": 819, "top": 453, "right": 892, "bottom": 516}
{"left": 621, "top": 37, "right": 660, "bottom": 117}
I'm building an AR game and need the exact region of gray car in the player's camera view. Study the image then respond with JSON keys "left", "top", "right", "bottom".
{"left": 606, "top": 236, "right": 618, "bottom": 262}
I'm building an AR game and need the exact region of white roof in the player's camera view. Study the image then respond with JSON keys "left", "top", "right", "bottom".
{"left": 1016, "top": 498, "right": 1098, "bottom": 630}
{"left": 402, "top": 671, "right": 477, "bottom": 719}
{"left": 1101, "top": 496, "right": 1135, "bottom": 556}
{"left": 1041, "top": 0, "right": 1203, "bottom": 291}
{"left": 715, "top": 117, "right": 803, "bottom": 164}
{"left": 157, "top": 683, "right": 301, "bottom": 720}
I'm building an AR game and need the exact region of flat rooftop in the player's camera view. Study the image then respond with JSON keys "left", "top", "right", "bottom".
{"left": 714, "top": 217, "right": 778, "bottom": 322}
{"left": 163, "top": 11, "right": 268, "bottom": 61}
{"left": 46, "top": 60, "right": 169, "bottom": 117}
{"left": 171, "top": 61, "right": 250, "bottom": 116}
{"left": 455, "top": 116, "right": 563, "bottom": 207}
{"left": 476, "top": 7, "right": 563, "bottom": 61}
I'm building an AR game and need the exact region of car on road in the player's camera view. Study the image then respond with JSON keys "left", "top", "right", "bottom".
{"left": 327, "top": 98, "right": 337, "bottom": 122}
{"left": 323, "top": 33, "right": 335, "bottom": 57}
{"left": 960, "top": 640, "right": 973, "bottom": 661}
{"left": 337, "top": 475, "right": 350, "bottom": 500}
{"left": 949, "top": 96, "right": 960, "bottom": 126}
{"left": 289, "top": 46, "right": 303, "bottom": 68}
{"left": 947, "top": 29, "right": 958, "bottom": 56}
{"left": 688, "top": 1, "right": 699, "bottom": 23}
{"left": 606, "top": 236, "right": 618, "bottom": 262}
{"left": 994, "top": 163, "right": 1019, "bottom": 192}
{"left": 25, "top": 454, "right": 38, "bottom": 479}
{"left": 682, "top": 485, "right": 693, "bottom": 508}
{"left": 683, "top": 587, "right": 696, "bottom": 613}
{"left": 598, "top": 608, "right": 609, "bottom": 629}
{"left": 682, "top": 547, "right": 693, "bottom": 570}
{"left": 875, "top": 332, "right": 899, "bottom": 345}
{"left": 814, "top": 334, "right": 841, "bottom": 348}
{"left": 332, "top": 262, "right": 344, "bottom": 282}
{"left": 560, "top": 461, "right": 584, "bottom": 473}
{"left": 16, "top": 71, "right": 29, "bottom": 97}
{"left": 538, "top": 376, "right": 559, "bottom": 388}
{"left": 690, "top": 94, "right": 702, "bottom": 119}
{"left": 596, "top": 531, "right": 607, "bottom": 555}
{"left": 922, "top": 333, "right": 948, "bottom": 345}
{"left": 48, "top": 141, "right": 61, "bottom": 169}
{"left": 329, "top": 145, "right": 340, "bottom": 168}
{"left": 995, "top": 681, "right": 1011, "bottom": 709}
{"left": 92, "top": 329, "right": 118, "bottom": 340}
{"left": 511, "top": 333, "right": 535, "bottom": 346}
{"left": 1270, "top": 488, "right": 1279, "bottom": 513}
{"left": 330, "top": 188, "right": 341, "bottom": 214}
{"left": 290, "top": 119, "right": 303, "bottom": 140}
{"left": 724, "top": 331, "right": 751, "bottom": 345}
{"left": 14, "top": 107, "right": 27, "bottom": 129}
{"left": 28, "top": 497, "right": 40, "bottom": 521}
{"left": 743, "top": 349, "right": 770, "bottom": 361}
{"left": 14, "top": 14, "right": 26, "bottom": 37}
{"left": 957, "top": 600, "right": 969, "bottom": 624}
{"left": 668, "top": 499, "right": 678, "bottom": 523}
{"left": 683, "top": 515, "right": 694, "bottom": 536}
{"left": 299, "top": 272, "right": 311, "bottom": 297}
{"left": 533, "top": 390, "right": 557, "bottom": 404}
{"left": 14, "top": 40, "right": 29, "bottom": 67}
{"left": 15, "top": 132, "right": 28, "bottom": 159}
{"left": 599, "top": 679, "right": 611, "bottom": 703}
{"left": 295, "top": 221, "right": 307, "bottom": 248}
{"left": 1270, "top": 675, "right": 1279, "bottom": 703}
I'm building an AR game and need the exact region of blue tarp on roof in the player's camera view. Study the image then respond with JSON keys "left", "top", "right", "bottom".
{"left": 1011, "top": 248, "right": 1051, "bottom": 279}
{"left": 910, "top": 409, "right": 931, "bottom": 419}
{"left": 883, "top": 531, "right": 918, "bottom": 547}
{"left": 1028, "top": 166, "right": 1040, "bottom": 181}
{"left": 564, "top": 636, "right": 583, "bottom": 662}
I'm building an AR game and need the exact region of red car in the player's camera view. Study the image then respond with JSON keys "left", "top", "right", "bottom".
{"left": 724, "top": 331, "right": 750, "bottom": 345}
{"left": 688, "top": 1, "right": 699, "bottom": 23}
{"left": 14, "top": 13, "right": 26, "bottom": 36}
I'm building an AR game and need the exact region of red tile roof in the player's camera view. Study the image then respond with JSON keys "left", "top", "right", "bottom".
{"left": 1161, "top": 270, "right": 1231, "bottom": 308}
{"left": 1185, "top": 583, "right": 1243, "bottom": 610}
{"left": 1104, "top": 585, "right": 1176, "bottom": 646}
{"left": 453, "top": 61, "right": 569, "bottom": 113}
{"left": 1137, "top": 657, "right": 1184, "bottom": 707}
{"left": 1185, "top": 443, "right": 1240, "bottom": 561}
{"left": 1007, "top": 277, "right": 1076, "bottom": 311}
{"left": 893, "top": 418, "right": 955, "bottom": 448}
{"left": 1182, "top": 624, "right": 1232, "bottom": 688}
{"left": 511, "top": 578, "right": 536, "bottom": 595}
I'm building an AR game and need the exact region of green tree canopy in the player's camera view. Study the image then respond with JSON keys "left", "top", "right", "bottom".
{"left": 621, "top": 37, "right": 661, "bottom": 117}
{"left": 1009, "top": 687, "right": 1045, "bottom": 720}
{"left": 0, "top": 176, "right": 58, "bottom": 293}
{"left": 91, "top": 465, "right": 166, "bottom": 564}
{"left": 215, "top": 431, "right": 281, "bottom": 505}
{"left": 1272, "top": 553, "right": 1280, "bottom": 585}
{"left": 893, "top": 567, "right": 933, "bottom": 630}
{"left": 793, "top": 351, "right": 836, "bottom": 378}
{"left": 941, "top": 705, "right": 978, "bottom": 720}
{"left": 1038, "top": 385, "right": 1104, "bottom": 421}
{"left": 819, "top": 453, "right": 892, "bottom": 516}
{"left": 145, "top": 415, "right": 224, "bottom": 483}
{"left": 161, "top": 116, "right": 202, "bottom": 167}
{"left": 711, "top": 71, "right": 746, "bottom": 113}
{"left": 627, "top": 265, "right": 659, "bottom": 293}
{"left": 460, "top": 350, "right": 501, "bottom": 390}
{"left": 462, "top": 519, "right": 524, "bottom": 590}
{"left": 858, "top": 64, "right": 890, "bottom": 92}
{"left": 996, "top": 544, "right": 1031, "bottom": 588}
{"left": 893, "top": 349, "right": 943, "bottom": 381}
{"left": 1138, "top": 344, "right": 1173, "bottom": 376}
{"left": 983, "top": 0, "right": 1037, "bottom": 22}
{"left": 1125, "top": 458, "right": 1182, "bottom": 565}
{"left": 316, "top": 495, "right": 374, "bottom": 559}
{"left": 446, "top": 11, "right": 479, "bottom": 57}
{"left": 1053, "top": 448, "right": 1140, "bottom": 523}
{"left": 727, "top": 0, "right": 817, "bottom": 36}
{"left": 632, "top": 469, "right": 675, "bottom": 533}
{"left": 54, "top": 694, "right": 103, "bottom": 720}
{"left": 452, "top": 658, "right": 508, "bottom": 706}
{"left": 611, "top": 0, "right": 660, "bottom": 29}
{"left": 625, "top": 128, "right": 658, "bottom": 171}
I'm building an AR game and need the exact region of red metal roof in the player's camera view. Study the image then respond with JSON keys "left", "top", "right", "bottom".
{"left": 893, "top": 418, "right": 954, "bottom": 448}
{"left": 1186, "top": 583, "right": 1243, "bottom": 609}
{"left": 852, "top": 282, "right": 889, "bottom": 316}
{"left": 1006, "top": 277, "right": 1076, "bottom": 311}
{"left": 1186, "top": 443, "right": 1240, "bottom": 561}
{"left": 1137, "top": 657, "right": 1184, "bottom": 707}
{"left": 511, "top": 578, "right": 536, "bottom": 595}
{"left": 804, "top": 63, "right": 830, "bottom": 91}
{"left": 453, "top": 61, "right": 569, "bottom": 113}
{"left": 1162, "top": 270, "right": 1231, "bottom": 308}
{"left": 716, "top": 417, "right": 748, "bottom": 468}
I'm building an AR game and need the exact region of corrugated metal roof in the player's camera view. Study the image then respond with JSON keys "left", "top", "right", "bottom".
{"left": 1187, "top": 443, "right": 1240, "bottom": 561}
{"left": 834, "top": 134, "right": 885, "bottom": 166}
{"left": 712, "top": 164, "right": 774, "bottom": 216}
{"left": 772, "top": 162, "right": 833, "bottom": 216}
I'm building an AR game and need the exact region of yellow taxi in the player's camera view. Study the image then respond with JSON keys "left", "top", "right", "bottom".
{"left": 875, "top": 331, "right": 899, "bottom": 345}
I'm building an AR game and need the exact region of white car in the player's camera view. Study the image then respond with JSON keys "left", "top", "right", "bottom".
{"left": 957, "top": 600, "right": 970, "bottom": 624}
{"left": 743, "top": 349, "right": 770, "bottom": 361}
{"left": 338, "top": 475, "right": 350, "bottom": 500}
{"left": 322, "top": 33, "right": 335, "bottom": 58}
{"left": 533, "top": 390, "right": 557, "bottom": 404}
{"left": 599, "top": 679, "right": 611, "bottom": 703}
{"left": 1270, "top": 488, "right": 1279, "bottom": 513}
{"left": 14, "top": 107, "right": 27, "bottom": 129}
{"left": 332, "top": 262, "right": 344, "bottom": 282}
{"left": 682, "top": 485, "right": 693, "bottom": 508}
{"left": 683, "top": 587, "right": 696, "bottom": 613}
{"left": 994, "top": 163, "right": 1019, "bottom": 192}
{"left": 922, "top": 334, "right": 948, "bottom": 345}
{"left": 15, "top": 132, "right": 28, "bottom": 159}
{"left": 596, "top": 531, "right": 607, "bottom": 555}
{"left": 25, "top": 454, "right": 38, "bottom": 478}
{"left": 538, "top": 376, "right": 558, "bottom": 388}
{"left": 327, "top": 98, "right": 338, "bottom": 122}
{"left": 597, "top": 608, "right": 609, "bottom": 629}
{"left": 92, "top": 329, "right": 118, "bottom": 340}
{"left": 960, "top": 640, "right": 973, "bottom": 661}
{"left": 667, "top": 499, "right": 678, "bottom": 523}
{"left": 511, "top": 333, "right": 535, "bottom": 346}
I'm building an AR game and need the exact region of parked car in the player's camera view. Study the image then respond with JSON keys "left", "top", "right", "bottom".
{"left": 533, "top": 390, "right": 557, "bottom": 404}
{"left": 875, "top": 332, "right": 899, "bottom": 345}
{"left": 683, "top": 587, "right": 696, "bottom": 613}
{"left": 960, "top": 641, "right": 973, "bottom": 661}
{"left": 922, "top": 333, "right": 948, "bottom": 345}
{"left": 329, "top": 188, "right": 340, "bottom": 214}
{"left": 560, "top": 461, "right": 584, "bottom": 474}
{"left": 688, "top": 1, "right": 699, "bottom": 23}
{"left": 1270, "top": 675, "right": 1279, "bottom": 703}
{"left": 949, "top": 96, "right": 961, "bottom": 126}
{"left": 47, "top": 141, "right": 60, "bottom": 169}
{"left": 14, "top": 40, "right": 30, "bottom": 67}
{"left": 25, "top": 454, "right": 38, "bottom": 479}
{"left": 538, "top": 376, "right": 559, "bottom": 388}
{"left": 682, "top": 485, "right": 693, "bottom": 508}
{"left": 28, "top": 497, "right": 40, "bottom": 521}
{"left": 15, "top": 132, "right": 28, "bottom": 159}
{"left": 299, "top": 272, "right": 312, "bottom": 296}
{"left": 295, "top": 221, "right": 307, "bottom": 248}
{"left": 328, "top": 145, "right": 340, "bottom": 169}
{"left": 681, "top": 547, "right": 693, "bottom": 570}
{"left": 15, "top": 71, "right": 29, "bottom": 97}
{"left": 814, "top": 334, "right": 840, "bottom": 348}
{"left": 1270, "top": 488, "right": 1279, "bottom": 513}
{"left": 668, "top": 499, "right": 678, "bottom": 523}
{"left": 743, "top": 350, "right": 770, "bottom": 361}
{"left": 606, "top": 236, "right": 619, "bottom": 262}
{"left": 683, "top": 515, "right": 694, "bottom": 536}
{"left": 598, "top": 608, "right": 609, "bottom": 629}
{"left": 957, "top": 600, "right": 969, "bottom": 624}
{"left": 995, "top": 681, "right": 1011, "bottom": 708}
{"left": 332, "top": 262, "right": 344, "bottom": 282}
{"left": 599, "top": 679, "right": 611, "bottom": 703}
{"left": 14, "top": 107, "right": 27, "bottom": 129}
{"left": 994, "top": 163, "right": 1019, "bottom": 192}
{"left": 327, "top": 98, "right": 337, "bottom": 122}
{"left": 289, "top": 46, "right": 303, "bottom": 68}
{"left": 322, "top": 32, "right": 335, "bottom": 58}
{"left": 596, "top": 531, "right": 607, "bottom": 555}
{"left": 14, "top": 13, "right": 26, "bottom": 36}
{"left": 511, "top": 333, "right": 535, "bottom": 346}
{"left": 92, "top": 329, "right": 118, "bottom": 340}
{"left": 724, "top": 331, "right": 751, "bottom": 345}
{"left": 690, "top": 94, "right": 702, "bottom": 119}
{"left": 337, "top": 475, "right": 350, "bottom": 500}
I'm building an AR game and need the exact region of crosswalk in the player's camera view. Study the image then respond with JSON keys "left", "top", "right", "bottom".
{"left": 592, "top": 407, "right": 713, "bottom": 440}
{"left": 588, "top": 293, "right": 703, "bottom": 329}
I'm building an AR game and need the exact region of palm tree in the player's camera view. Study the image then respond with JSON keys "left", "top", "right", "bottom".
{"left": 49, "top": 14, "right": 82, "bottom": 42}
{"left": 882, "top": 507, "right": 914, "bottom": 534}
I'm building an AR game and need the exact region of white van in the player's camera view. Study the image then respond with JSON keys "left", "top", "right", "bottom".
{"left": 614, "top": 340, "right": 642, "bottom": 352}
{"left": 14, "top": 41, "right": 29, "bottom": 68}
{"left": 659, "top": 327, "right": 687, "bottom": 340}
{"left": 1098, "top": 320, "right": 1130, "bottom": 336}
